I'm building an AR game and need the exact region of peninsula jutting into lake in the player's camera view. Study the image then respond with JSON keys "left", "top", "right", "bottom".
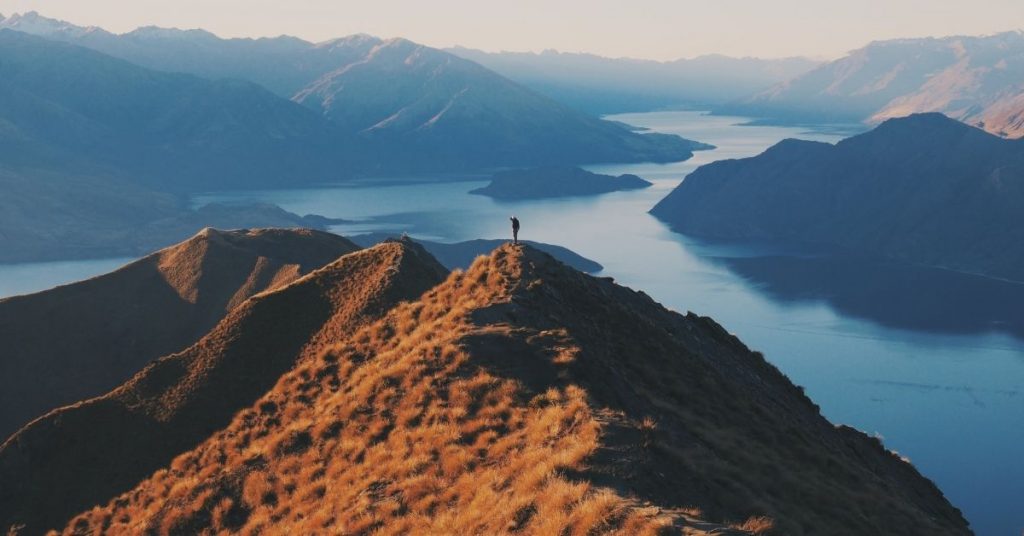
{"left": 2, "top": 4, "right": 1022, "bottom": 535}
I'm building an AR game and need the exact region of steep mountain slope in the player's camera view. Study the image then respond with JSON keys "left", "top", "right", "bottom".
{"left": 0, "top": 28, "right": 365, "bottom": 263}
{"left": 0, "top": 27, "right": 352, "bottom": 264}
{"left": 0, "top": 11, "right": 379, "bottom": 97}
{"left": 0, "top": 228, "right": 358, "bottom": 440}
{"left": 0, "top": 240, "right": 448, "bottom": 534}
{"left": 0, "top": 12, "right": 705, "bottom": 170}
{"left": 449, "top": 47, "right": 820, "bottom": 114}
{"left": 0, "top": 29, "right": 352, "bottom": 193}
{"left": 293, "top": 38, "right": 701, "bottom": 169}
{"left": 722, "top": 32, "right": 1024, "bottom": 138}
{"left": 651, "top": 113, "right": 1024, "bottom": 281}
{"left": 12, "top": 244, "right": 969, "bottom": 535}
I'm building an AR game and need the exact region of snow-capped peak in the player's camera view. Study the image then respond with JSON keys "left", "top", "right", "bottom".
{"left": 0, "top": 11, "right": 105, "bottom": 38}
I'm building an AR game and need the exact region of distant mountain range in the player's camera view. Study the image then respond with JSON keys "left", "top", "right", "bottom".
{"left": 0, "top": 27, "right": 362, "bottom": 262}
{"left": 291, "top": 38, "right": 699, "bottom": 169}
{"left": 720, "top": 32, "right": 1024, "bottom": 138}
{"left": 0, "top": 239, "right": 969, "bottom": 534}
{"left": 651, "top": 113, "right": 1024, "bottom": 282}
{"left": 0, "top": 12, "right": 820, "bottom": 117}
{"left": 0, "top": 11, "right": 702, "bottom": 170}
{"left": 0, "top": 29, "right": 352, "bottom": 192}
{"left": 448, "top": 47, "right": 821, "bottom": 114}
{"left": 0, "top": 12, "right": 707, "bottom": 263}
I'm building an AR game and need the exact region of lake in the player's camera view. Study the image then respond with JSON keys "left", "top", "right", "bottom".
{"left": 0, "top": 257, "right": 134, "bottom": 298}
{"left": 4, "top": 111, "right": 1021, "bottom": 535}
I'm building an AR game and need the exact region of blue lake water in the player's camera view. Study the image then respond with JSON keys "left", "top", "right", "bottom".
{"left": 0, "top": 257, "right": 134, "bottom": 298}
{"left": 2, "top": 111, "right": 1020, "bottom": 534}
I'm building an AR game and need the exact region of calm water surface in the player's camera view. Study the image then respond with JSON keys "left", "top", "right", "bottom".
{"left": 4, "top": 111, "right": 1021, "bottom": 534}
{"left": 0, "top": 257, "right": 134, "bottom": 298}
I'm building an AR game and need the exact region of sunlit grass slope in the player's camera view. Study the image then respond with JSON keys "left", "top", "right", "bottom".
{"left": 58, "top": 244, "right": 968, "bottom": 535}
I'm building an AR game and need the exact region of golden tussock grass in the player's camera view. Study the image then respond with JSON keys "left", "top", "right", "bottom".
{"left": 731, "top": 516, "right": 776, "bottom": 535}
{"left": 53, "top": 244, "right": 969, "bottom": 536}
{"left": 60, "top": 246, "right": 676, "bottom": 535}
{"left": 0, "top": 228, "right": 358, "bottom": 442}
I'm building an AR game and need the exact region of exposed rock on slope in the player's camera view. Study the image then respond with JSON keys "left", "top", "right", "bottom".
{"left": 0, "top": 239, "right": 447, "bottom": 534}
{"left": 19, "top": 244, "right": 969, "bottom": 535}
{"left": 651, "top": 113, "right": 1024, "bottom": 282}
{"left": 0, "top": 228, "right": 358, "bottom": 440}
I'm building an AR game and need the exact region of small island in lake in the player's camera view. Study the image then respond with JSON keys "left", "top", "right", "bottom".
{"left": 470, "top": 166, "right": 653, "bottom": 200}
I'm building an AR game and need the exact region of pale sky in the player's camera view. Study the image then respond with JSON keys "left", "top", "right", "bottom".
{"left": 0, "top": 0, "right": 1021, "bottom": 60}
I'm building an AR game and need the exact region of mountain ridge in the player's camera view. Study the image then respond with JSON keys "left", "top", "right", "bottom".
{"left": 0, "top": 16, "right": 705, "bottom": 264}
{"left": 0, "top": 241, "right": 969, "bottom": 535}
{"left": 0, "top": 239, "right": 448, "bottom": 534}
{"left": 0, "top": 28, "right": 354, "bottom": 193}
{"left": 720, "top": 31, "right": 1024, "bottom": 138}
{"left": 0, "top": 12, "right": 703, "bottom": 170}
{"left": 447, "top": 46, "right": 820, "bottom": 114}
{"left": 0, "top": 228, "right": 359, "bottom": 440}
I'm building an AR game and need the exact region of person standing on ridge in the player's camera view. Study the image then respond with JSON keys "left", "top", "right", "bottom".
{"left": 510, "top": 216, "right": 520, "bottom": 245}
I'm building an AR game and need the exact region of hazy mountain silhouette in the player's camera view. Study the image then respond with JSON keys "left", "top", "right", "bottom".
{"left": 0, "top": 12, "right": 388, "bottom": 98}
{"left": 293, "top": 38, "right": 702, "bottom": 169}
{"left": 0, "top": 229, "right": 359, "bottom": 439}
{"left": 651, "top": 113, "right": 1024, "bottom": 282}
{"left": 0, "top": 12, "right": 704, "bottom": 170}
{"left": 0, "top": 183, "right": 348, "bottom": 263}
{"left": 470, "top": 166, "right": 655, "bottom": 199}
{"left": 0, "top": 18, "right": 709, "bottom": 263}
{"left": 722, "top": 32, "right": 1024, "bottom": 137}
{"left": 0, "top": 242, "right": 967, "bottom": 534}
{"left": 0, "top": 11, "right": 820, "bottom": 117}
{"left": 449, "top": 47, "right": 821, "bottom": 114}
{"left": 0, "top": 239, "right": 447, "bottom": 534}
{"left": 0, "top": 29, "right": 354, "bottom": 193}
{"left": 0, "top": 28, "right": 369, "bottom": 262}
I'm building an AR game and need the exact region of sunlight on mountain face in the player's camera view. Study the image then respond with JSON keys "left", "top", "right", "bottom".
{"left": 0, "top": 4, "right": 1022, "bottom": 535}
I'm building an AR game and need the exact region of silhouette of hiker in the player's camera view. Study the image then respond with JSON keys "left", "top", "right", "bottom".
{"left": 510, "top": 216, "right": 520, "bottom": 245}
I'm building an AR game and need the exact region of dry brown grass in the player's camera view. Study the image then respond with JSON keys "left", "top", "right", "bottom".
{"left": 42, "top": 243, "right": 969, "bottom": 536}
{"left": 731, "top": 516, "right": 776, "bottom": 535}
{"left": 0, "top": 227, "right": 358, "bottom": 441}
{"left": 58, "top": 246, "right": 682, "bottom": 535}
{"left": 0, "top": 239, "right": 447, "bottom": 535}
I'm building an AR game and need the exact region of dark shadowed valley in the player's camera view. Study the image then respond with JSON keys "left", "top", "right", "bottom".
{"left": 1, "top": 4, "right": 1022, "bottom": 535}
